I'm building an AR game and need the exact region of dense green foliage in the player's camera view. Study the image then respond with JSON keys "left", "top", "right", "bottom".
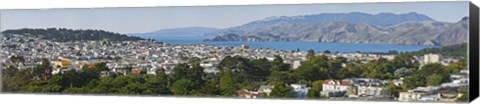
{"left": 1, "top": 49, "right": 467, "bottom": 99}
{"left": 306, "top": 80, "right": 323, "bottom": 98}
{"left": 402, "top": 60, "right": 465, "bottom": 90}
{"left": 410, "top": 43, "right": 467, "bottom": 58}
{"left": 1, "top": 28, "right": 144, "bottom": 42}
{"left": 362, "top": 43, "right": 467, "bottom": 59}
{"left": 456, "top": 89, "right": 469, "bottom": 102}
{"left": 269, "top": 82, "right": 295, "bottom": 98}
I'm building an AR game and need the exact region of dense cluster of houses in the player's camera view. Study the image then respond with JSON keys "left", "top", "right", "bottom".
{"left": 0, "top": 34, "right": 468, "bottom": 102}
{"left": 1, "top": 34, "right": 404, "bottom": 77}
{"left": 398, "top": 69, "right": 469, "bottom": 102}
{"left": 321, "top": 78, "right": 387, "bottom": 98}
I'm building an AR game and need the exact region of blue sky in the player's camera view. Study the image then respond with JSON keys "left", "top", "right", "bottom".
{"left": 0, "top": 1, "right": 469, "bottom": 34}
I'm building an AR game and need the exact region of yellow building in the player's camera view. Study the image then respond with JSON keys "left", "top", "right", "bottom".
{"left": 51, "top": 60, "right": 71, "bottom": 68}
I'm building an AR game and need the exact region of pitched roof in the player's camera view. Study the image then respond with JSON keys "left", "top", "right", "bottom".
{"left": 324, "top": 79, "right": 351, "bottom": 86}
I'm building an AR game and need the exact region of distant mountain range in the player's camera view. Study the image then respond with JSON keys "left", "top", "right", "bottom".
{"left": 129, "top": 27, "right": 220, "bottom": 37}
{"left": 212, "top": 12, "right": 434, "bottom": 35}
{"left": 132, "top": 12, "right": 468, "bottom": 46}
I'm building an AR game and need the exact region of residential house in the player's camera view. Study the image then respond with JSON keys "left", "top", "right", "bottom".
{"left": 290, "top": 84, "right": 310, "bottom": 98}
{"left": 350, "top": 78, "right": 387, "bottom": 97}
{"left": 291, "top": 60, "right": 304, "bottom": 69}
{"left": 392, "top": 78, "right": 404, "bottom": 87}
{"left": 321, "top": 79, "right": 351, "bottom": 97}
{"left": 356, "top": 85, "right": 386, "bottom": 97}
{"left": 452, "top": 78, "right": 469, "bottom": 84}
{"left": 450, "top": 73, "right": 468, "bottom": 80}
{"left": 132, "top": 69, "right": 142, "bottom": 75}
{"left": 257, "top": 85, "right": 274, "bottom": 96}
{"left": 100, "top": 71, "right": 116, "bottom": 77}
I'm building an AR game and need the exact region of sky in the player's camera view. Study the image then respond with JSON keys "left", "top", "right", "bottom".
{"left": 0, "top": 1, "right": 469, "bottom": 34}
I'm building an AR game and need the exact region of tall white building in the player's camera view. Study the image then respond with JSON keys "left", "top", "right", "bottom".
{"left": 423, "top": 53, "right": 441, "bottom": 64}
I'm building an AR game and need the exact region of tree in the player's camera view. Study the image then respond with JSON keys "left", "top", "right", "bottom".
{"left": 306, "top": 49, "right": 315, "bottom": 59}
{"left": 143, "top": 72, "right": 170, "bottom": 95}
{"left": 392, "top": 54, "right": 419, "bottom": 69}
{"left": 268, "top": 70, "right": 293, "bottom": 85}
{"left": 402, "top": 62, "right": 452, "bottom": 88}
{"left": 445, "top": 58, "right": 466, "bottom": 74}
{"left": 2, "top": 28, "right": 144, "bottom": 42}
{"left": 219, "top": 68, "right": 237, "bottom": 96}
{"left": 419, "top": 63, "right": 446, "bottom": 76}
{"left": 367, "top": 69, "right": 381, "bottom": 79}
{"left": 106, "top": 75, "right": 147, "bottom": 94}
{"left": 170, "top": 79, "right": 196, "bottom": 95}
{"left": 197, "top": 79, "right": 221, "bottom": 96}
{"left": 412, "top": 43, "right": 467, "bottom": 58}
{"left": 402, "top": 73, "right": 426, "bottom": 89}
{"left": 270, "top": 83, "right": 295, "bottom": 98}
{"left": 33, "top": 58, "right": 51, "bottom": 80}
{"left": 327, "top": 57, "right": 346, "bottom": 79}
{"left": 293, "top": 63, "right": 327, "bottom": 82}
{"left": 456, "top": 93, "right": 469, "bottom": 102}
{"left": 64, "top": 86, "right": 87, "bottom": 93}
{"left": 311, "top": 80, "right": 323, "bottom": 91}
{"left": 1, "top": 65, "right": 20, "bottom": 92}
{"left": 306, "top": 80, "right": 323, "bottom": 99}
{"left": 5, "top": 68, "right": 32, "bottom": 92}
{"left": 156, "top": 68, "right": 167, "bottom": 80}
{"left": 306, "top": 88, "right": 320, "bottom": 98}
{"left": 456, "top": 89, "right": 469, "bottom": 102}
{"left": 188, "top": 57, "right": 201, "bottom": 66}
{"left": 394, "top": 67, "right": 413, "bottom": 77}
{"left": 386, "top": 81, "right": 400, "bottom": 97}
{"left": 271, "top": 55, "right": 289, "bottom": 71}
{"left": 169, "top": 63, "right": 190, "bottom": 81}
{"left": 336, "top": 68, "right": 350, "bottom": 79}
{"left": 323, "top": 50, "right": 331, "bottom": 54}
{"left": 250, "top": 58, "right": 272, "bottom": 79}
{"left": 188, "top": 65, "right": 205, "bottom": 83}
{"left": 308, "top": 55, "right": 328, "bottom": 65}
{"left": 350, "top": 64, "right": 366, "bottom": 78}
{"left": 426, "top": 74, "right": 445, "bottom": 86}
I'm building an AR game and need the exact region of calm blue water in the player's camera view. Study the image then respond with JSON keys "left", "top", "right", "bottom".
{"left": 143, "top": 36, "right": 434, "bottom": 53}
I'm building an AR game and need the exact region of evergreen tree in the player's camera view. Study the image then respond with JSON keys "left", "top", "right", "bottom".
{"left": 306, "top": 49, "right": 315, "bottom": 59}
{"left": 170, "top": 79, "right": 195, "bottom": 95}
{"left": 197, "top": 79, "right": 221, "bottom": 96}
{"left": 219, "top": 68, "right": 236, "bottom": 96}
{"left": 306, "top": 88, "right": 320, "bottom": 98}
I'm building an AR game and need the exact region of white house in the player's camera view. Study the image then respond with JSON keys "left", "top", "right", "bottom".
{"left": 392, "top": 78, "right": 404, "bottom": 86}
{"left": 291, "top": 60, "right": 304, "bottom": 69}
{"left": 257, "top": 85, "right": 274, "bottom": 96}
{"left": 290, "top": 84, "right": 310, "bottom": 98}
{"left": 321, "top": 79, "right": 351, "bottom": 97}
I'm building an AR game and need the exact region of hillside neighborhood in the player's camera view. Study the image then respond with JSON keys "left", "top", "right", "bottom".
{"left": 0, "top": 33, "right": 469, "bottom": 102}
